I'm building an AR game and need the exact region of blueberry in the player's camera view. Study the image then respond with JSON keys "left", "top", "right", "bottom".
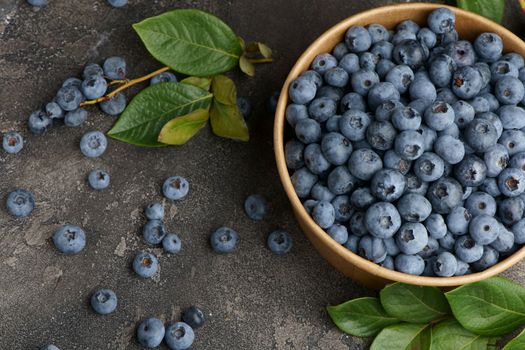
{"left": 348, "top": 148, "right": 382, "bottom": 180}
{"left": 380, "top": 256, "right": 395, "bottom": 270}
{"left": 429, "top": 55, "right": 457, "bottom": 88}
{"left": 479, "top": 93, "right": 500, "bottom": 112}
{"left": 285, "top": 140, "right": 304, "bottom": 170}
{"left": 512, "top": 219, "right": 525, "bottom": 244}
{"left": 164, "top": 322, "right": 194, "bottom": 350}
{"left": 397, "top": 193, "right": 432, "bottom": 222}
{"left": 394, "top": 130, "right": 425, "bottom": 160}
{"left": 364, "top": 202, "right": 401, "bottom": 239}
{"left": 327, "top": 166, "right": 356, "bottom": 195}
{"left": 405, "top": 172, "right": 429, "bottom": 195}
{"left": 332, "top": 195, "right": 354, "bottom": 222}
{"left": 182, "top": 306, "right": 205, "bottom": 329}
{"left": 490, "top": 226, "right": 515, "bottom": 253}
{"left": 303, "top": 199, "right": 318, "bottom": 214}
{"left": 62, "top": 77, "right": 82, "bottom": 89}
{"left": 358, "top": 235, "right": 387, "bottom": 263}
{"left": 510, "top": 152, "right": 525, "bottom": 171}
{"left": 472, "top": 246, "right": 500, "bottom": 272}
{"left": 295, "top": 118, "right": 321, "bottom": 144}
{"left": 344, "top": 235, "right": 361, "bottom": 253}
{"left": 83, "top": 63, "right": 104, "bottom": 79}
{"left": 394, "top": 254, "right": 425, "bottom": 275}
{"left": 446, "top": 40, "right": 476, "bottom": 67}
{"left": 368, "top": 23, "right": 389, "bottom": 43}
{"left": 210, "top": 227, "right": 238, "bottom": 253}
{"left": 454, "top": 155, "right": 487, "bottom": 187}
{"left": 376, "top": 59, "right": 397, "bottom": 79}
{"left": 350, "top": 70, "right": 379, "bottom": 95}
{"left": 137, "top": 318, "right": 165, "bottom": 348}
{"left": 339, "top": 53, "right": 360, "bottom": 74}
{"left": 27, "top": 0, "right": 48, "bottom": 6}
{"left": 339, "top": 110, "right": 371, "bottom": 142}
{"left": 397, "top": 19, "right": 420, "bottom": 34}
{"left": 434, "top": 136, "right": 464, "bottom": 165}
{"left": 367, "top": 82, "right": 400, "bottom": 111}
{"left": 308, "top": 97, "right": 337, "bottom": 123}
{"left": 475, "top": 62, "right": 492, "bottom": 88}
{"left": 433, "top": 251, "right": 458, "bottom": 277}
{"left": 498, "top": 197, "right": 524, "bottom": 225}
{"left": 498, "top": 168, "right": 525, "bottom": 197}
{"left": 383, "top": 150, "right": 412, "bottom": 175}
{"left": 64, "top": 108, "right": 88, "bottom": 127}
{"left": 455, "top": 259, "right": 471, "bottom": 276}
{"left": 366, "top": 121, "right": 397, "bottom": 151}
{"left": 103, "top": 56, "right": 126, "bottom": 80}
{"left": 6, "top": 189, "right": 34, "bottom": 217}
{"left": 409, "top": 99, "right": 433, "bottom": 116}
{"left": 395, "top": 222, "right": 429, "bottom": 255}
{"left": 477, "top": 112, "right": 503, "bottom": 139}
{"left": 371, "top": 169, "right": 407, "bottom": 202}
{"left": 427, "top": 177, "right": 463, "bottom": 214}
{"left": 28, "top": 110, "right": 52, "bottom": 135}
{"left": 393, "top": 29, "right": 417, "bottom": 46}
{"left": 100, "top": 93, "right": 126, "bottom": 116}
{"left": 416, "top": 125, "right": 437, "bottom": 151}
{"left": 490, "top": 60, "right": 519, "bottom": 83}
{"left": 392, "top": 40, "right": 426, "bottom": 69}
{"left": 90, "top": 289, "right": 117, "bottom": 315}
{"left": 81, "top": 75, "right": 108, "bottom": 100}
{"left": 267, "top": 229, "right": 293, "bottom": 255}
{"left": 498, "top": 105, "right": 525, "bottom": 130}
{"left": 332, "top": 42, "right": 349, "bottom": 60}
{"left": 468, "top": 214, "right": 501, "bottom": 245}
{"left": 359, "top": 52, "right": 380, "bottom": 71}
{"left": 417, "top": 28, "right": 437, "bottom": 48}
{"left": 144, "top": 202, "right": 165, "bottom": 221}
{"left": 465, "top": 191, "right": 497, "bottom": 217}
{"left": 325, "top": 115, "right": 341, "bottom": 132}
{"left": 311, "top": 53, "right": 338, "bottom": 74}
{"left": 327, "top": 224, "right": 349, "bottom": 244}
{"left": 244, "top": 194, "right": 267, "bottom": 220}
{"left": 163, "top": 176, "right": 189, "bottom": 200}
{"left": 409, "top": 75, "right": 437, "bottom": 101}
{"left": 80, "top": 131, "right": 107, "bottom": 158}
{"left": 143, "top": 220, "right": 166, "bottom": 245}
{"left": 317, "top": 86, "right": 344, "bottom": 102}
{"left": 267, "top": 91, "right": 280, "bottom": 113}
{"left": 423, "top": 101, "right": 455, "bottom": 132}
{"left": 439, "top": 232, "right": 456, "bottom": 251}
{"left": 304, "top": 144, "right": 330, "bottom": 175}
{"left": 88, "top": 169, "right": 110, "bottom": 190}
{"left": 53, "top": 224, "right": 86, "bottom": 254}
{"left": 467, "top": 96, "right": 490, "bottom": 114}
{"left": 425, "top": 213, "right": 447, "bottom": 239}
{"left": 162, "top": 233, "right": 182, "bottom": 254}
{"left": 340, "top": 93, "right": 366, "bottom": 112}
{"left": 349, "top": 211, "right": 368, "bottom": 236}
{"left": 502, "top": 52, "right": 525, "bottom": 69}
{"left": 436, "top": 30, "right": 459, "bottom": 47}
{"left": 40, "top": 345, "right": 59, "bottom": 350}
{"left": 2, "top": 132, "right": 23, "bottom": 154}
{"left": 345, "top": 26, "right": 372, "bottom": 53}
{"left": 150, "top": 72, "right": 177, "bottom": 85}
{"left": 384, "top": 237, "right": 401, "bottom": 256}
{"left": 371, "top": 41, "right": 394, "bottom": 60}
{"left": 427, "top": 8, "right": 455, "bottom": 34}
{"left": 386, "top": 65, "right": 415, "bottom": 94}
{"left": 312, "top": 200, "right": 335, "bottom": 229}
{"left": 495, "top": 76, "right": 525, "bottom": 105}
{"left": 455, "top": 236, "right": 484, "bottom": 263}
{"left": 499, "top": 129, "right": 525, "bottom": 155}
{"left": 375, "top": 100, "right": 404, "bottom": 122}
{"left": 474, "top": 33, "right": 503, "bottom": 62}
{"left": 288, "top": 77, "right": 316, "bottom": 105}
{"left": 324, "top": 67, "right": 349, "bottom": 88}
{"left": 45, "top": 101, "right": 64, "bottom": 120}
{"left": 464, "top": 118, "right": 498, "bottom": 153}
{"left": 479, "top": 177, "right": 502, "bottom": 197}
{"left": 446, "top": 206, "right": 472, "bottom": 236}
{"left": 350, "top": 188, "right": 376, "bottom": 209}
{"left": 483, "top": 144, "right": 509, "bottom": 177}
{"left": 436, "top": 88, "right": 458, "bottom": 105}
{"left": 291, "top": 167, "right": 318, "bottom": 198}
{"left": 452, "top": 66, "right": 483, "bottom": 100}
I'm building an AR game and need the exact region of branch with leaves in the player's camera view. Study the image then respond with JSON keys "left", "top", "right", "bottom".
{"left": 81, "top": 9, "right": 272, "bottom": 147}
{"left": 328, "top": 277, "right": 525, "bottom": 349}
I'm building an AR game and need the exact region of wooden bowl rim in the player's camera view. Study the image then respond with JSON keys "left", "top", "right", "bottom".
{"left": 273, "top": 2, "right": 525, "bottom": 287}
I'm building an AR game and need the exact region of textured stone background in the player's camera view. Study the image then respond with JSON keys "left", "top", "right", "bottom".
{"left": 0, "top": 0, "right": 524, "bottom": 349}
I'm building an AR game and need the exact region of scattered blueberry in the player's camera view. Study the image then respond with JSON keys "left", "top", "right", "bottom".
{"left": 53, "top": 224, "right": 86, "bottom": 254}
{"left": 2, "top": 132, "right": 24, "bottom": 154}
{"left": 88, "top": 169, "right": 110, "bottom": 190}
{"left": 164, "top": 322, "right": 194, "bottom": 350}
{"left": 162, "top": 176, "right": 189, "bottom": 201}
{"left": 267, "top": 229, "right": 293, "bottom": 255}
{"left": 137, "top": 317, "right": 165, "bottom": 348}
{"left": 210, "top": 227, "right": 238, "bottom": 253}
{"left": 132, "top": 251, "right": 158, "bottom": 278}
{"left": 145, "top": 202, "right": 164, "bottom": 220}
{"left": 162, "top": 233, "right": 182, "bottom": 254}
{"left": 150, "top": 72, "right": 177, "bottom": 85}
{"left": 182, "top": 305, "right": 205, "bottom": 329}
{"left": 103, "top": 56, "right": 126, "bottom": 79}
{"left": 6, "top": 189, "right": 35, "bottom": 217}
{"left": 244, "top": 194, "right": 267, "bottom": 221}
{"left": 80, "top": 131, "right": 108, "bottom": 158}
{"left": 90, "top": 289, "right": 117, "bottom": 315}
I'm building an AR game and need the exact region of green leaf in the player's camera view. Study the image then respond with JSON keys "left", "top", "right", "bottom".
{"left": 380, "top": 283, "right": 450, "bottom": 323}
{"left": 430, "top": 319, "right": 498, "bottom": 350}
{"left": 158, "top": 108, "right": 209, "bottom": 145}
{"left": 326, "top": 297, "right": 399, "bottom": 337}
{"left": 245, "top": 41, "right": 272, "bottom": 58}
{"left": 239, "top": 55, "right": 255, "bottom": 76}
{"left": 445, "top": 277, "right": 525, "bottom": 336}
{"left": 457, "top": 0, "right": 505, "bottom": 23}
{"left": 503, "top": 328, "right": 525, "bottom": 350}
{"left": 210, "top": 99, "right": 249, "bottom": 141}
{"left": 370, "top": 323, "right": 431, "bottom": 350}
{"left": 133, "top": 9, "right": 243, "bottom": 76}
{"left": 211, "top": 75, "right": 237, "bottom": 105}
{"left": 180, "top": 76, "right": 212, "bottom": 91}
{"left": 108, "top": 82, "right": 212, "bottom": 147}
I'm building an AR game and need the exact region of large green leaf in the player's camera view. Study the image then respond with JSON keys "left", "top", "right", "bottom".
{"left": 326, "top": 297, "right": 399, "bottom": 337}
{"left": 457, "top": 0, "right": 505, "bottom": 23}
{"left": 503, "top": 328, "right": 525, "bottom": 350}
{"left": 445, "top": 277, "right": 525, "bottom": 336}
{"left": 158, "top": 108, "right": 209, "bottom": 145}
{"left": 108, "top": 82, "right": 212, "bottom": 147}
{"left": 380, "top": 283, "right": 450, "bottom": 323}
{"left": 370, "top": 323, "right": 431, "bottom": 350}
{"left": 430, "top": 319, "right": 498, "bottom": 350}
{"left": 133, "top": 9, "right": 243, "bottom": 76}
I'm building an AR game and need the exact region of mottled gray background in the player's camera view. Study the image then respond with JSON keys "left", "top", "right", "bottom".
{"left": 0, "top": 0, "right": 524, "bottom": 349}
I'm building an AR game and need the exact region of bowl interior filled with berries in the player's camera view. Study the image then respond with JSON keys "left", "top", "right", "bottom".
{"left": 274, "top": 3, "right": 525, "bottom": 289}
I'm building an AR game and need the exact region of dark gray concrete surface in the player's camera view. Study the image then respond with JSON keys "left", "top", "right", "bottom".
{"left": 0, "top": 1, "right": 524, "bottom": 349}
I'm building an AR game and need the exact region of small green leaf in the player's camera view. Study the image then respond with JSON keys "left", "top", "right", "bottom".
{"left": 430, "top": 319, "right": 498, "bottom": 350}
{"left": 457, "top": 0, "right": 505, "bottom": 23}
{"left": 239, "top": 55, "right": 255, "bottom": 76}
{"left": 445, "top": 277, "right": 525, "bottom": 336}
{"left": 211, "top": 75, "right": 237, "bottom": 105}
{"left": 209, "top": 99, "right": 249, "bottom": 141}
{"left": 180, "top": 76, "right": 212, "bottom": 91}
{"left": 503, "top": 328, "right": 525, "bottom": 350}
{"left": 370, "top": 323, "right": 431, "bottom": 350}
{"left": 380, "top": 283, "right": 450, "bottom": 323}
{"left": 108, "top": 82, "right": 212, "bottom": 147}
{"left": 133, "top": 9, "right": 243, "bottom": 76}
{"left": 326, "top": 297, "right": 399, "bottom": 337}
{"left": 158, "top": 108, "right": 209, "bottom": 145}
{"left": 245, "top": 41, "right": 272, "bottom": 58}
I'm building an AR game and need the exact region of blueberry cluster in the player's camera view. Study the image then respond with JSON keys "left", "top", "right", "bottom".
{"left": 286, "top": 7, "right": 525, "bottom": 276}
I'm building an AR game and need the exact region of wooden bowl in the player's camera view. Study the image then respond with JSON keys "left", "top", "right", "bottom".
{"left": 274, "top": 3, "right": 525, "bottom": 289}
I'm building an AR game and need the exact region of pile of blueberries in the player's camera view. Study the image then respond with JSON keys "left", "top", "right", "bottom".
{"left": 286, "top": 7, "right": 525, "bottom": 277}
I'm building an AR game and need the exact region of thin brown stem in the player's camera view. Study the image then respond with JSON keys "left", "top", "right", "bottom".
{"left": 247, "top": 58, "right": 273, "bottom": 64}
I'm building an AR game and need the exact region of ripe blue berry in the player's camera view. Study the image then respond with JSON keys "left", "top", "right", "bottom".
{"left": 64, "top": 108, "right": 88, "bottom": 128}
{"left": 150, "top": 72, "right": 177, "bottom": 85}
{"left": 163, "top": 176, "right": 189, "bottom": 201}
{"left": 28, "top": 110, "right": 52, "bottom": 135}
{"left": 164, "top": 322, "right": 194, "bottom": 350}
{"left": 82, "top": 75, "right": 108, "bottom": 99}
{"left": 244, "top": 194, "right": 267, "bottom": 221}
{"left": 182, "top": 306, "right": 205, "bottom": 328}
{"left": 162, "top": 233, "right": 182, "bottom": 254}
{"left": 267, "top": 229, "right": 293, "bottom": 255}
{"left": 143, "top": 220, "right": 166, "bottom": 245}
{"left": 6, "top": 189, "right": 34, "bottom": 217}
{"left": 53, "top": 224, "right": 86, "bottom": 254}
{"left": 100, "top": 93, "right": 126, "bottom": 116}
{"left": 90, "top": 289, "right": 117, "bottom": 315}
{"left": 88, "top": 169, "right": 110, "bottom": 190}
{"left": 80, "top": 131, "right": 108, "bottom": 158}
{"left": 2, "top": 132, "right": 23, "bottom": 154}
{"left": 210, "top": 227, "right": 238, "bottom": 253}
{"left": 132, "top": 251, "right": 158, "bottom": 278}
{"left": 137, "top": 318, "right": 165, "bottom": 348}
